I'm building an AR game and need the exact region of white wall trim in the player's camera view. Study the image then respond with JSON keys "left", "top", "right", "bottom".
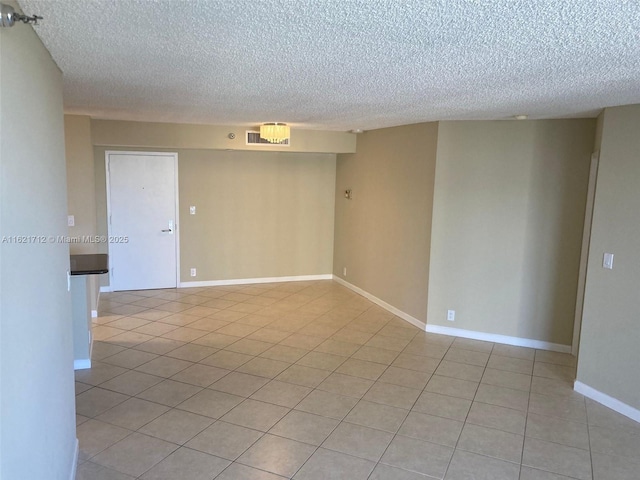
{"left": 332, "top": 276, "right": 426, "bottom": 330}
{"left": 425, "top": 324, "right": 571, "bottom": 353}
{"left": 574, "top": 380, "right": 640, "bottom": 424}
{"left": 331, "top": 275, "right": 572, "bottom": 354}
{"left": 99, "top": 286, "right": 113, "bottom": 293}
{"left": 100, "top": 272, "right": 573, "bottom": 355}
{"left": 179, "top": 274, "right": 333, "bottom": 288}
{"left": 68, "top": 438, "right": 79, "bottom": 480}
{"left": 74, "top": 358, "right": 91, "bottom": 370}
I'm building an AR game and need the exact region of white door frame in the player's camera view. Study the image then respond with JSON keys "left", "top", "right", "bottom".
{"left": 105, "top": 150, "right": 180, "bottom": 290}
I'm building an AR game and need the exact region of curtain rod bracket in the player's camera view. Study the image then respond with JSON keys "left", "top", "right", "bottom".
{"left": 1, "top": 3, "right": 43, "bottom": 28}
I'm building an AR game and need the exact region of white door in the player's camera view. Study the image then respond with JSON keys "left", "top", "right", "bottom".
{"left": 106, "top": 152, "right": 179, "bottom": 291}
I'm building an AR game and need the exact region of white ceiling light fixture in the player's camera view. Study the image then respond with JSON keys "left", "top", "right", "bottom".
{"left": 514, "top": 115, "right": 529, "bottom": 120}
{"left": 260, "top": 123, "right": 290, "bottom": 144}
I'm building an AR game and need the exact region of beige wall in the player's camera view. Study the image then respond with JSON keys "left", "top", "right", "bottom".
{"left": 92, "top": 119, "right": 356, "bottom": 153}
{"left": 333, "top": 123, "right": 439, "bottom": 323}
{"left": 0, "top": 9, "right": 77, "bottom": 479}
{"left": 65, "top": 115, "right": 97, "bottom": 253}
{"left": 179, "top": 150, "right": 336, "bottom": 281}
{"left": 64, "top": 116, "right": 100, "bottom": 313}
{"left": 94, "top": 147, "right": 336, "bottom": 284}
{"left": 428, "top": 120, "right": 595, "bottom": 345}
{"left": 577, "top": 105, "right": 640, "bottom": 410}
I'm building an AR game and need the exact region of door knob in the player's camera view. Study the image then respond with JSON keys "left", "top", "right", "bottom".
{"left": 161, "top": 229, "right": 172, "bottom": 232}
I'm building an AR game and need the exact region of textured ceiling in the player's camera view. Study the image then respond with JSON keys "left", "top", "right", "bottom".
{"left": 17, "top": 0, "right": 640, "bottom": 131}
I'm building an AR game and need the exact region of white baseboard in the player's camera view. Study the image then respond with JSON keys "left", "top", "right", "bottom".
{"left": 574, "top": 381, "right": 640, "bottom": 423}
{"left": 68, "top": 438, "right": 79, "bottom": 480}
{"left": 332, "top": 276, "right": 572, "bottom": 354}
{"left": 74, "top": 358, "right": 91, "bottom": 370}
{"left": 104, "top": 274, "right": 333, "bottom": 291}
{"left": 332, "top": 276, "right": 426, "bottom": 330}
{"left": 179, "top": 274, "right": 333, "bottom": 288}
{"left": 330, "top": 276, "right": 571, "bottom": 353}
{"left": 99, "top": 273, "right": 571, "bottom": 356}
{"left": 425, "top": 324, "right": 571, "bottom": 353}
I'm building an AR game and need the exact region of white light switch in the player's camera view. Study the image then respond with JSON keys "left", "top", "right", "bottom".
{"left": 189, "top": 206, "right": 196, "bottom": 215}
{"left": 603, "top": 252, "right": 614, "bottom": 269}
{"left": 67, "top": 215, "right": 75, "bottom": 227}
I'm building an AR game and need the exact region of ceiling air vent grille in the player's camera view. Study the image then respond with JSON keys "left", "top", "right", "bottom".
{"left": 246, "top": 131, "right": 290, "bottom": 146}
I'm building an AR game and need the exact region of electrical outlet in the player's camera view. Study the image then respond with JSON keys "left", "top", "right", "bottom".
{"left": 447, "top": 310, "right": 455, "bottom": 321}
{"left": 343, "top": 267, "right": 347, "bottom": 276}
{"left": 190, "top": 268, "right": 197, "bottom": 277}
{"left": 67, "top": 215, "right": 75, "bottom": 227}
{"left": 190, "top": 206, "right": 196, "bottom": 215}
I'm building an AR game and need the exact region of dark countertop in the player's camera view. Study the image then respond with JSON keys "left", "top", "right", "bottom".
{"left": 70, "top": 254, "right": 109, "bottom": 275}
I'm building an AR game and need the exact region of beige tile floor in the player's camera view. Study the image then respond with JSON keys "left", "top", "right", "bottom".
{"left": 75, "top": 280, "right": 640, "bottom": 480}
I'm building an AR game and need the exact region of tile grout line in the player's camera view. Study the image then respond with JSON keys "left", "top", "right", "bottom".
{"left": 88, "top": 282, "right": 592, "bottom": 480}
{"left": 518, "top": 358, "right": 535, "bottom": 480}
{"left": 95, "top": 284, "right": 401, "bottom": 479}
{"left": 366, "top": 333, "right": 454, "bottom": 479}
{"left": 439, "top": 341, "right": 494, "bottom": 480}
{"left": 586, "top": 399, "right": 595, "bottom": 480}
{"left": 271, "top": 302, "right": 414, "bottom": 479}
